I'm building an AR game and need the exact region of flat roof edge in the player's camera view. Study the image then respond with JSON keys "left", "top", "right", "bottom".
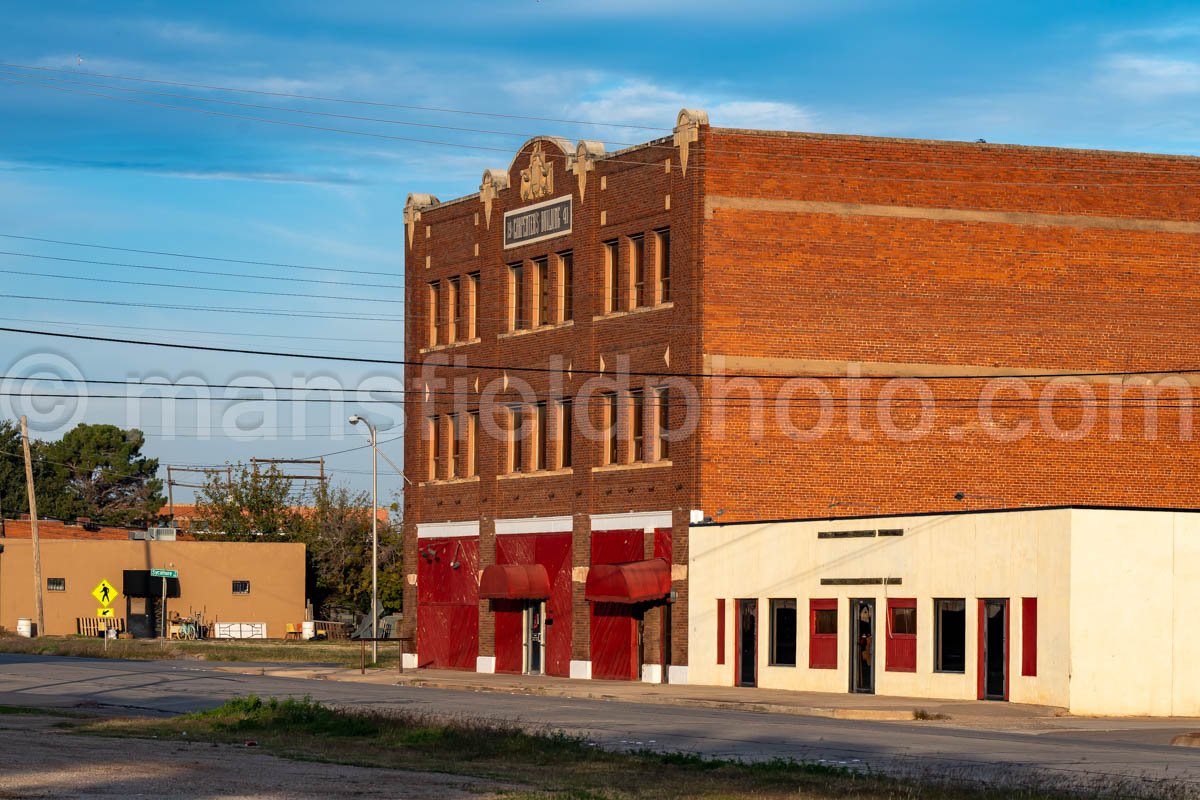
{"left": 692, "top": 504, "right": 1200, "bottom": 528}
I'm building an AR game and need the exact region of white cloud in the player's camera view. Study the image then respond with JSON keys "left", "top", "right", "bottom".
{"left": 1100, "top": 54, "right": 1200, "bottom": 97}
{"left": 568, "top": 79, "right": 816, "bottom": 132}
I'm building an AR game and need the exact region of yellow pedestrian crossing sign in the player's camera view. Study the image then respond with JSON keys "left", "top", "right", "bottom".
{"left": 96, "top": 608, "right": 115, "bottom": 618}
{"left": 92, "top": 579, "right": 118, "bottom": 607}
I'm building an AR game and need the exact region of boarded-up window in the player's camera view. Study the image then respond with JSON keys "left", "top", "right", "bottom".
{"left": 1022, "top": 597, "right": 1038, "bottom": 677}
{"left": 886, "top": 598, "right": 917, "bottom": 672}
{"left": 716, "top": 598, "right": 726, "bottom": 665}
{"left": 809, "top": 599, "right": 837, "bottom": 669}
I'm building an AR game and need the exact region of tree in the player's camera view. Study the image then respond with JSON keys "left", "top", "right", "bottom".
{"left": 0, "top": 420, "right": 28, "bottom": 519}
{"left": 38, "top": 424, "right": 164, "bottom": 527}
{"left": 193, "top": 464, "right": 299, "bottom": 540}
{"left": 295, "top": 484, "right": 403, "bottom": 619}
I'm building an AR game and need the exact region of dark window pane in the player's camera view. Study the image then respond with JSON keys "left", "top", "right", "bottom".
{"left": 813, "top": 608, "right": 837, "bottom": 635}
{"left": 770, "top": 599, "right": 797, "bottom": 666}
{"left": 936, "top": 599, "right": 966, "bottom": 673}
{"left": 891, "top": 606, "right": 916, "bottom": 636}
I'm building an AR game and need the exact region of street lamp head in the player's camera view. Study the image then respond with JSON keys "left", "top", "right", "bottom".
{"left": 348, "top": 414, "right": 363, "bottom": 425}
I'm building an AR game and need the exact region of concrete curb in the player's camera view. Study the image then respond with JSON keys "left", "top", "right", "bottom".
{"left": 210, "top": 665, "right": 919, "bottom": 721}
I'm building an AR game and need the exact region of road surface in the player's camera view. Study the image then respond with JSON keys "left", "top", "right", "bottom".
{"left": 1, "top": 654, "right": 1198, "bottom": 796}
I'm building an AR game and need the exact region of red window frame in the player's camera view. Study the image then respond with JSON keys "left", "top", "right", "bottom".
{"left": 808, "top": 598, "right": 837, "bottom": 669}
{"left": 886, "top": 598, "right": 917, "bottom": 672}
{"left": 1021, "top": 597, "right": 1038, "bottom": 677}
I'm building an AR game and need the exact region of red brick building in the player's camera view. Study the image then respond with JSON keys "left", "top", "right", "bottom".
{"left": 403, "top": 109, "right": 1200, "bottom": 682}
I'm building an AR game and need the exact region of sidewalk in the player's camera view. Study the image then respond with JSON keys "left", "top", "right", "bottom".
{"left": 214, "top": 663, "right": 1073, "bottom": 727}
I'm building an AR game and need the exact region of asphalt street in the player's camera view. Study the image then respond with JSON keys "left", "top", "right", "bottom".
{"left": 1, "top": 654, "right": 1198, "bottom": 796}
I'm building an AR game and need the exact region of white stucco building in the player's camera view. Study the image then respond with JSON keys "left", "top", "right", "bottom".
{"left": 688, "top": 507, "right": 1200, "bottom": 716}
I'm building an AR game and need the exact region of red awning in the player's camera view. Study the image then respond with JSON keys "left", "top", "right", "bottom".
{"left": 585, "top": 558, "right": 671, "bottom": 604}
{"left": 479, "top": 563, "right": 551, "bottom": 600}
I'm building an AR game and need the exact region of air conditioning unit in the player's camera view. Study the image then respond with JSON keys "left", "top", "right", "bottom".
{"left": 131, "top": 528, "right": 178, "bottom": 541}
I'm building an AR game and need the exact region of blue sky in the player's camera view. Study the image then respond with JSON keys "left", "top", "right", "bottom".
{"left": 2, "top": 0, "right": 1199, "bottom": 502}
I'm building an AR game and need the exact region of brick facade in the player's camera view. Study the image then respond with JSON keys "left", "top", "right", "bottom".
{"left": 403, "top": 111, "right": 1200, "bottom": 678}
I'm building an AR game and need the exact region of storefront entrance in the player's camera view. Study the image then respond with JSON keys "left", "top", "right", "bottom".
{"left": 979, "top": 599, "right": 1009, "bottom": 701}
{"left": 524, "top": 601, "right": 546, "bottom": 675}
{"left": 736, "top": 599, "right": 757, "bottom": 687}
{"left": 850, "top": 598, "right": 875, "bottom": 694}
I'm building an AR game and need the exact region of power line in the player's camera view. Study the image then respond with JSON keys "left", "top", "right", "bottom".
{"left": 9, "top": 73, "right": 1200, "bottom": 189}
{"left": 0, "top": 296, "right": 406, "bottom": 322}
{"left": 0, "top": 63, "right": 670, "bottom": 132}
{"left": 0, "top": 315, "right": 401, "bottom": 346}
{"left": 0, "top": 266, "right": 405, "bottom": 304}
{"left": 0, "top": 68, "right": 648, "bottom": 150}
{"left": 5, "top": 375, "right": 1195, "bottom": 407}
{"left": 0, "top": 246, "right": 404, "bottom": 289}
{"left": 17, "top": 65, "right": 1200, "bottom": 184}
{"left": 12, "top": 61, "right": 1200, "bottom": 182}
{"left": 0, "top": 233, "right": 399, "bottom": 279}
{"left": 12, "top": 74, "right": 1196, "bottom": 188}
{"left": 2, "top": 325, "right": 1197, "bottom": 381}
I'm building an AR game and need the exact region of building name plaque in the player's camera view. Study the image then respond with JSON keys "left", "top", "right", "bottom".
{"left": 503, "top": 195, "right": 572, "bottom": 249}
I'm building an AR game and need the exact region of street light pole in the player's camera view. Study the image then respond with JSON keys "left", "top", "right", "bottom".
{"left": 349, "top": 415, "right": 379, "bottom": 664}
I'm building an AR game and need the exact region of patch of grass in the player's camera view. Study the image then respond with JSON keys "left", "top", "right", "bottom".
{"left": 77, "top": 696, "right": 1148, "bottom": 799}
{"left": 913, "top": 708, "right": 952, "bottom": 721}
{"left": 0, "top": 633, "right": 395, "bottom": 669}
{"left": 0, "top": 704, "right": 89, "bottom": 719}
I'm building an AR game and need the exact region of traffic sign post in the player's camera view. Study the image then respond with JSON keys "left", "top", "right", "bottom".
{"left": 150, "top": 569, "right": 178, "bottom": 642}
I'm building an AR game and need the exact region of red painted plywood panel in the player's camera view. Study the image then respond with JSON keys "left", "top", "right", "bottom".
{"left": 590, "top": 530, "right": 645, "bottom": 681}
{"left": 416, "top": 536, "right": 480, "bottom": 670}
{"left": 495, "top": 532, "right": 573, "bottom": 677}
{"left": 1021, "top": 597, "right": 1038, "bottom": 677}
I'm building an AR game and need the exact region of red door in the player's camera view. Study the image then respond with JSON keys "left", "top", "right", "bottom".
{"left": 977, "top": 599, "right": 1009, "bottom": 701}
{"left": 589, "top": 529, "right": 644, "bottom": 681}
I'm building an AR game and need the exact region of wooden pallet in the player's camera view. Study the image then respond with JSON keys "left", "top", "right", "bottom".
{"left": 76, "top": 617, "right": 126, "bottom": 637}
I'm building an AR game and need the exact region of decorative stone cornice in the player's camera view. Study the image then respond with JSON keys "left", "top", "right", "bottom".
{"left": 479, "top": 169, "right": 509, "bottom": 229}
{"left": 673, "top": 108, "right": 709, "bottom": 175}
{"left": 403, "top": 193, "right": 439, "bottom": 247}
{"left": 568, "top": 140, "right": 605, "bottom": 201}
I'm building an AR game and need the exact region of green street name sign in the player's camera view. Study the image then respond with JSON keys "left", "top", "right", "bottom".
{"left": 150, "top": 569, "right": 178, "bottom": 578}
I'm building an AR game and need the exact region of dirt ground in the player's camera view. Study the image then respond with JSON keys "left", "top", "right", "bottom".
{"left": 0, "top": 714, "right": 504, "bottom": 799}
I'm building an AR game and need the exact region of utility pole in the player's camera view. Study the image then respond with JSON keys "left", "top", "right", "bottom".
{"left": 19, "top": 416, "right": 44, "bottom": 638}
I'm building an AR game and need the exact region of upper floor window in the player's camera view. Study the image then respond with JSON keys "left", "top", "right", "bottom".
{"left": 232, "top": 580, "right": 251, "bottom": 595}
{"left": 534, "top": 257, "right": 551, "bottom": 327}
{"left": 558, "top": 251, "right": 573, "bottom": 322}
{"left": 558, "top": 399, "right": 573, "bottom": 469}
{"left": 602, "top": 392, "right": 618, "bottom": 465}
{"left": 427, "top": 281, "right": 441, "bottom": 347}
{"left": 466, "top": 272, "right": 480, "bottom": 339}
{"left": 655, "top": 387, "right": 671, "bottom": 461}
{"left": 447, "top": 412, "right": 459, "bottom": 478}
{"left": 507, "top": 405, "right": 525, "bottom": 473}
{"left": 447, "top": 276, "right": 461, "bottom": 342}
{"left": 630, "top": 235, "right": 646, "bottom": 308}
{"left": 47, "top": 578, "right": 66, "bottom": 592}
{"left": 533, "top": 401, "right": 548, "bottom": 471}
{"left": 508, "top": 262, "right": 527, "bottom": 331}
{"left": 461, "top": 411, "right": 478, "bottom": 478}
{"left": 427, "top": 415, "right": 442, "bottom": 480}
{"left": 655, "top": 228, "right": 670, "bottom": 304}
{"left": 604, "top": 241, "right": 620, "bottom": 314}
{"left": 630, "top": 389, "right": 646, "bottom": 462}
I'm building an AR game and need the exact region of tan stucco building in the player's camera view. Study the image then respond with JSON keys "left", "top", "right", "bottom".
{"left": 0, "top": 538, "right": 306, "bottom": 638}
{"left": 689, "top": 507, "right": 1200, "bottom": 716}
